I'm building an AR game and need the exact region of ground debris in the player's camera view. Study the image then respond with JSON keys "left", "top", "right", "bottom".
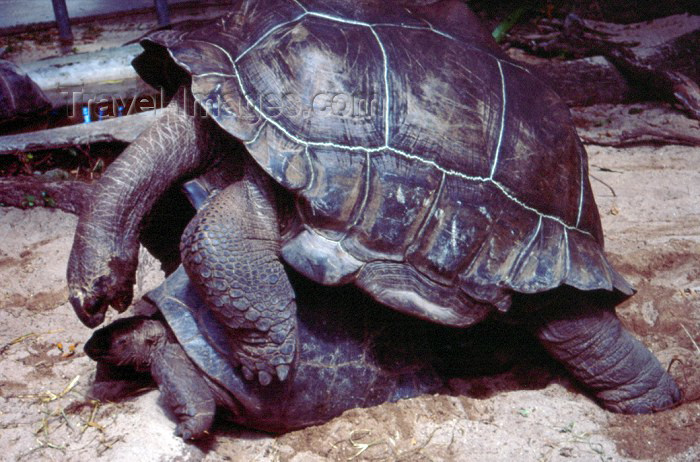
{"left": 0, "top": 329, "right": 63, "bottom": 355}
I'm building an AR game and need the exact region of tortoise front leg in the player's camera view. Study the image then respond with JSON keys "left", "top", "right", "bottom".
{"left": 531, "top": 301, "right": 681, "bottom": 414}
{"left": 151, "top": 343, "right": 217, "bottom": 440}
{"left": 180, "top": 161, "right": 297, "bottom": 385}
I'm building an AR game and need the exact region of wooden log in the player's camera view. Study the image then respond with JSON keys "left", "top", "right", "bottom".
{"left": 0, "top": 111, "right": 156, "bottom": 155}
{"left": 508, "top": 14, "right": 700, "bottom": 117}
{"left": 50, "top": 0, "right": 74, "bottom": 44}
{"left": 508, "top": 50, "right": 633, "bottom": 106}
{"left": 533, "top": 57, "right": 631, "bottom": 106}
{"left": 20, "top": 44, "right": 154, "bottom": 109}
{"left": 0, "top": 176, "right": 91, "bottom": 214}
{"left": 510, "top": 14, "right": 699, "bottom": 79}
{"left": 572, "top": 103, "right": 700, "bottom": 147}
{"left": 154, "top": 0, "right": 171, "bottom": 26}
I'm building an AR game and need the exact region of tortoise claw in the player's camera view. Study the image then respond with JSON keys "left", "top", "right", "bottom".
{"left": 258, "top": 371, "right": 272, "bottom": 386}
{"left": 276, "top": 364, "right": 290, "bottom": 382}
{"left": 232, "top": 333, "right": 296, "bottom": 385}
{"left": 236, "top": 352, "right": 294, "bottom": 385}
{"left": 176, "top": 419, "right": 210, "bottom": 441}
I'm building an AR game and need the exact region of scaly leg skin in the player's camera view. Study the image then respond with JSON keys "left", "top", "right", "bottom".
{"left": 532, "top": 302, "right": 681, "bottom": 414}
{"left": 151, "top": 343, "right": 217, "bottom": 440}
{"left": 180, "top": 162, "right": 297, "bottom": 386}
{"left": 67, "top": 88, "right": 217, "bottom": 327}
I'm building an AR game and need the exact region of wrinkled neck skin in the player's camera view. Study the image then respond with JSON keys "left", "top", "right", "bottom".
{"left": 68, "top": 87, "right": 231, "bottom": 326}
{"left": 87, "top": 89, "right": 216, "bottom": 245}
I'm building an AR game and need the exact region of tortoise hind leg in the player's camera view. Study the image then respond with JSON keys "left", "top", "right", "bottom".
{"left": 530, "top": 299, "right": 681, "bottom": 414}
{"left": 180, "top": 161, "right": 297, "bottom": 386}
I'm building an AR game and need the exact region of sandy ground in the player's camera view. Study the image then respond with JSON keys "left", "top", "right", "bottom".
{"left": 1, "top": 138, "right": 699, "bottom": 461}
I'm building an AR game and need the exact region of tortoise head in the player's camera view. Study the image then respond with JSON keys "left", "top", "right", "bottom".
{"left": 85, "top": 316, "right": 167, "bottom": 372}
{"left": 67, "top": 219, "right": 139, "bottom": 328}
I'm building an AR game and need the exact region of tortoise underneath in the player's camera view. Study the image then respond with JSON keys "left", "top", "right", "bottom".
{"left": 87, "top": 267, "right": 462, "bottom": 438}
{"left": 70, "top": 0, "right": 681, "bottom": 414}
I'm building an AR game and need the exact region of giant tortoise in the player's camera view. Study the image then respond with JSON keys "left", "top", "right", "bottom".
{"left": 0, "top": 59, "right": 50, "bottom": 126}
{"left": 68, "top": 0, "right": 680, "bottom": 413}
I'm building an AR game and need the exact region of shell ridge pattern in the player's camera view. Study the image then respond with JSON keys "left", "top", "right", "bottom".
{"left": 407, "top": 171, "right": 446, "bottom": 250}
{"left": 351, "top": 150, "right": 373, "bottom": 227}
{"left": 369, "top": 26, "right": 392, "bottom": 145}
{"left": 303, "top": 146, "right": 316, "bottom": 192}
{"left": 575, "top": 147, "right": 585, "bottom": 228}
{"left": 489, "top": 59, "right": 507, "bottom": 179}
{"left": 245, "top": 121, "right": 268, "bottom": 145}
{"left": 508, "top": 215, "right": 543, "bottom": 277}
{"left": 186, "top": 6, "right": 594, "bottom": 239}
{"left": 563, "top": 228, "right": 571, "bottom": 278}
{"left": 292, "top": 0, "right": 308, "bottom": 13}
{"left": 372, "top": 21, "right": 456, "bottom": 41}
{"left": 458, "top": 208, "right": 504, "bottom": 280}
{"left": 235, "top": 12, "right": 308, "bottom": 63}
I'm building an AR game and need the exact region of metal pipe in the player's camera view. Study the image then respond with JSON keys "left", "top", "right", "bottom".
{"left": 154, "top": 0, "right": 171, "bottom": 26}
{"left": 51, "top": 0, "right": 74, "bottom": 44}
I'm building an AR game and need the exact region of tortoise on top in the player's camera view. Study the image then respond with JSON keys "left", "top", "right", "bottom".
{"left": 68, "top": 0, "right": 680, "bottom": 412}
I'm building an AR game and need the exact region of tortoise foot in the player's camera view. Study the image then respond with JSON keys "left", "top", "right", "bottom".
{"left": 176, "top": 413, "right": 214, "bottom": 440}
{"left": 597, "top": 371, "right": 681, "bottom": 414}
{"left": 231, "top": 318, "right": 297, "bottom": 385}
{"left": 532, "top": 301, "right": 682, "bottom": 414}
